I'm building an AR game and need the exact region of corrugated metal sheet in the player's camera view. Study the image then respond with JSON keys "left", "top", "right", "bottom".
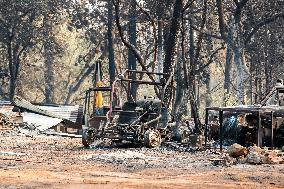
{"left": 1, "top": 99, "right": 83, "bottom": 131}
{"left": 38, "top": 104, "right": 83, "bottom": 123}
{"left": 22, "top": 112, "right": 62, "bottom": 131}
{"left": 13, "top": 96, "right": 83, "bottom": 124}
{"left": 0, "top": 101, "right": 12, "bottom": 106}
{"left": 13, "top": 96, "right": 67, "bottom": 120}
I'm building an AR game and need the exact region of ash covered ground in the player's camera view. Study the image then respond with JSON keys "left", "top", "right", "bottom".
{"left": 1, "top": 128, "right": 284, "bottom": 189}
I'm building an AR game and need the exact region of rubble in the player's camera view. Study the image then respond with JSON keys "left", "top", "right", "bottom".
{"left": 0, "top": 113, "right": 14, "bottom": 129}
{"left": 227, "top": 143, "right": 248, "bottom": 158}
{"left": 247, "top": 146, "right": 284, "bottom": 164}
{"left": 1, "top": 126, "right": 284, "bottom": 189}
{"left": 226, "top": 143, "right": 284, "bottom": 165}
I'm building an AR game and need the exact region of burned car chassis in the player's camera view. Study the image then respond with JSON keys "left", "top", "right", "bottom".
{"left": 82, "top": 70, "right": 175, "bottom": 148}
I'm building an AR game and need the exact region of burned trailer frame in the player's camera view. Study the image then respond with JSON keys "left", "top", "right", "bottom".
{"left": 95, "top": 69, "right": 174, "bottom": 148}
{"left": 204, "top": 85, "right": 284, "bottom": 151}
{"left": 204, "top": 106, "right": 274, "bottom": 151}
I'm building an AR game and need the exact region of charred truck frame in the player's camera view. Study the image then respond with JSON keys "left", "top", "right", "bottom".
{"left": 205, "top": 84, "right": 284, "bottom": 150}
{"left": 82, "top": 69, "right": 175, "bottom": 148}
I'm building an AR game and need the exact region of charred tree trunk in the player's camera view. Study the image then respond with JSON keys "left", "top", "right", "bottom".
{"left": 7, "top": 41, "right": 16, "bottom": 100}
{"left": 156, "top": 3, "right": 164, "bottom": 78}
{"left": 127, "top": 0, "right": 137, "bottom": 102}
{"left": 204, "top": 72, "right": 211, "bottom": 107}
{"left": 163, "top": 0, "right": 183, "bottom": 107}
{"left": 173, "top": 51, "right": 183, "bottom": 117}
{"left": 187, "top": 0, "right": 207, "bottom": 132}
{"left": 7, "top": 40, "right": 20, "bottom": 101}
{"left": 216, "top": 0, "right": 250, "bottom": 105}
{"left": 233, "top": 42, "right": 247, "bottom": 104}
{"left": 223, "top": 46, "right": 233, "bottom": 106}
{"left": 224, "top": 46, "right": 233, "bottom": 94}
{"left": 157, "top": 17, "right": 163, "bottom": 77}
{"left": 43, "top": 16, "right": 55, "bottom": 104}
{"left": 43, "top": 41, "right": 55, "bottom": 104}
{"left": 108, "top": 0, "right": 116, "bottom": 84}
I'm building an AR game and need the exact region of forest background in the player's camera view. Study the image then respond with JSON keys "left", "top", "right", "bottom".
{"left": 0, "top": 0, "right": 283, "bottom": 126}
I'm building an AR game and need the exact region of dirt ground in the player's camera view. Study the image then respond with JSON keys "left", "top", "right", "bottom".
{"left": 1, "top": 129, "right": 284, "bottom": 189}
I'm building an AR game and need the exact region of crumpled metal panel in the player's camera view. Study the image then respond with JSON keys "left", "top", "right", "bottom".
{"left": 38, "top": 105, "right": 83, "bottom": 123}
{"left": 22, "top": 112, "right": 62, "bottom": 132}
{"left": 13, "top": 96, "right": 83, "bottom": 124}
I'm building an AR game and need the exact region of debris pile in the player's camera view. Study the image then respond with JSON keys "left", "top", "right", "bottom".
{"left": 227, "top": 143, "right": 248, "bottom": 158}
{"left": 227, "top": 143, "right": 284, "bottom": 165}
{"left": 0, "top": 113, "right": 14, "bottom": 129}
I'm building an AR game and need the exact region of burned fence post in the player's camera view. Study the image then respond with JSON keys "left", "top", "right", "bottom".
{"left": 219, "top": 109, "right": 224, "bottom": 152}
{"left": 257, "top": 110, "right": 262, "bottom": 147}
{"left": 204, "top": 108, "right": 209, "bottom": 148}
{"left": 271, "top": 111, "right": 274, "bottom": 149}
{"left": 87, "top": 90, "right": 91, "bottom": 115}
{"left": 84, "top": 91, "right": 88, "bottom": 115}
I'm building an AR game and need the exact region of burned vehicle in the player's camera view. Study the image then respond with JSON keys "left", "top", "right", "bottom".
{"left": 205, "top": 81, "right": 284, "bottom": 150}
{"left": 82, "top": 69, "right": 177, "bottom": 148}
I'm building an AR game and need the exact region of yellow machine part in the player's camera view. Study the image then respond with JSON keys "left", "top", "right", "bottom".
{"left": 95, "top": 81, "right": 104, "bottom": 108}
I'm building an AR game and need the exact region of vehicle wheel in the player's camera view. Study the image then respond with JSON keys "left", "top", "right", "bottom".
{"left": 82, "top": 129, "right": 95, "bottom": 147}
{"left": 144, "top": 130, "right": 161, "bottom": 148}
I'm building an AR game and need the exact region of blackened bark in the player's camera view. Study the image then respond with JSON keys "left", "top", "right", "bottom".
{"left": 43, "top": 15, "right": 55, "bottom": 104}
{"left": 173, "top": 52, "right": 183, "bottom": 117}
{"left": 204, "top": 73, "right": 211, "bottom": 107}
{"left": 44, "top": 41, "right": 55, "bottom": 104}
{"left": 216, "top": 0, "right": 249, "bottom": 104}
{"left": 128, "top": 0, "right": 137, "bottom": 102}
{"left": 157, "top": 16, "right": 163, "bottom": 77}
{"left": 7, "top": 40, "right": 20, "bottom": 100}
{"left": 163, "top": 0, "right": 183, "bottom": 107}
{"left": 108, "top": 0, "right": 116, "bottom": 85}
{"left": 224, "top": 47, "right": 232, "bottom": 93}
{"left": 187, "top": 0, "right": 207, "bottom": 132}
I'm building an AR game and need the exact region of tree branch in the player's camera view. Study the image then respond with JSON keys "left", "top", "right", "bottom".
{"left": 245, "top": 13, "right": 284, "bottom": 45}
{"left": 216, "top": 0, "right": 228, "bottom": 39}
{"left": 190, "top": 23, "right": 222, "bottom": 39}
{"left": 183, "top": 0, "right": 195, "bottom": 12}
{"left": 134, "top": 0, "right": 157, "bottom": 66}
{"left": 194, "top": 45, "right": 225, "bottom": 74}
{"left": 234, "top": 0, "right": 249, "bottom": 23}
{"left": 113, "top": 0, "right": 157, "bottom": 83}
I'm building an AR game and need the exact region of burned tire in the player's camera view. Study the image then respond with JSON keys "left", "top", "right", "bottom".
{"left": 82, "top": 129, "right": 94, "bottom": 147}
{"left": 144, "top": 130, "right": 161, "bottom": 148}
